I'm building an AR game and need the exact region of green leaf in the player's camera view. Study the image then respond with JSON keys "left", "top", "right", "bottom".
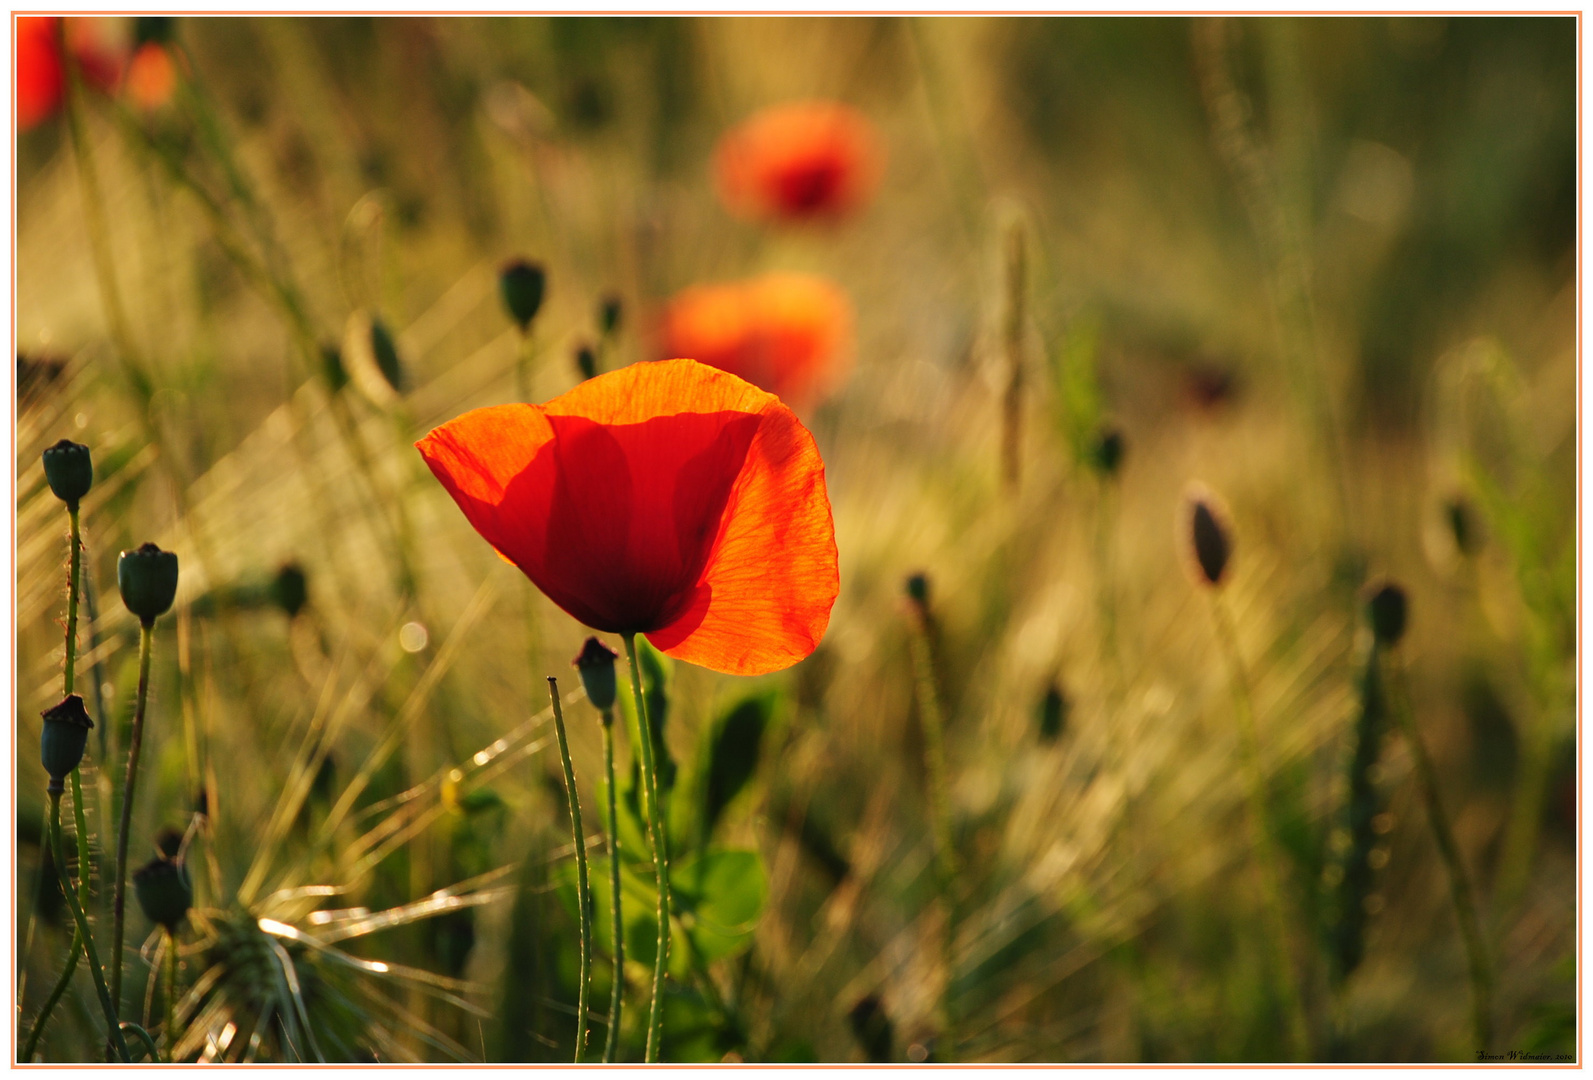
{"left": 698, "top": 690, "right": 779, "bottom": 847}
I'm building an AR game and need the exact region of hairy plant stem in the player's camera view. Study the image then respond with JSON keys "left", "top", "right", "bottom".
{"left": 23, "top": 504, "right": 94, "bottom": 1053}
{"left": 163, "top": 929, "right": 179, "bottom": 1061}
{"left": 111, "top": 622, "right": 155, "bottom": 1013}
{"left": 601, "top": 713, "right": 625, "bottom": 1063}
{"left": 48, "top": 792, "right": 130, "bottom": 1062}
{"left": 1388, "top": 659, "right": 1493, "bottom": 1051}
{"left": 548, "top": 678, "right": 593, "bottom": 1062}
{"left": 906, "top": 612, "right": 958, "bottom": 1060}
{"left": 1209, "top": 594, "right": 1310, "bottom": 1059}
{"left": 622, "top": 634, "right": 672, "bottom": 1063}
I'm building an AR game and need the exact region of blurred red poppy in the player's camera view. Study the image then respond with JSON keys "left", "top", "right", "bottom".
{"left": 124, "top": 42, "right": 178, "bottom": 113}
{"left": 713, "top": 101, "right": 883, "bottom": 223}
{"left": 416, "top": 358, "right": 839, "bottom": 676}
{"left": 659, "top": 272, "right": 853, "bottom": 408}
{"left": 17, "top": 17, "right": 127, "bottom": 130}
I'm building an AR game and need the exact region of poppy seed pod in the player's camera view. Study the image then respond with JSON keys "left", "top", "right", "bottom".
{"left": 119, "top": 542, "right": 179, "bottom": 625}
{"left": 133, "top": 856, "right": 192, "bottom": 930}
{"left": 1183, "top": 489, "right": 1232, "bottom": 588}
{"left": 499, "top": 259, "right": 547, "bottom": 332}
{"left": 904, "top": 572, "right": 931, "bottom": 609}
{"left": 574, "top": 637, "right": 620, "bottom": 714}
{"left": 369, "top": 317, "right": 404, "bottom": 393}
{"left": 574, "top": 343, "right": 598, "bottom": 382}
{"left": 40, "top": 694, "right": 94, "bottom": 789}
{"left": 41, "top": 438, "right": 93, "bottom": 509}
{"left": 269, "top": 561, "right": 309, "bottom": 619}
{"left": 1366, "top": 583, "right": 1408, "bottom": 646}
{"left": 1087, "top": 426, "right": 1126, "bottom": 477}
{"left": 598, "top": 292, "right": 623, "bottom": 336}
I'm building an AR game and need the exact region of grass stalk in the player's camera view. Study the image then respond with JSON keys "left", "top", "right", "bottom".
{"left": 1388, "top": 662, "right": 1493, "bottom": 1052}
{"left": 48, "top": 791, "right": 130, "bottom": 1063}
{"left": 548, "top": 677, "right": 593, "bottom": 1062}
{"left": 1209, "top": 595, "right": 1310, "bottom": 1059}
{"left": 622, "top": 633, "right": 672, "bottom": 1063}
{"left": 601, "top": 712, "right": 625, "bottom": 1063}
{"left": 110, "top": 622, "right": 155, "bottom": 1012}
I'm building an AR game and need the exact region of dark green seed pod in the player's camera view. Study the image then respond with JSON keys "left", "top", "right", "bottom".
{"left": 320, "top": 342, "right": 349, "bottom": 393}
{"left": 1086, "top": 426, "right": 1126, "bottom": 477}
{"left": 1444, "top": 496, "right": 1482, "bottom": 557}
{"left": 499, "top": 259, "right": 547, "bottom": 331}
{"left": 848, "top": 995, "right": 894, "bottom": 1064}
{"left": 1183, "top": 488, "right": 1232, "bottom": 588}
{"left": 598, "top": 292, "right": 622, "bottom": 336}
{"left": 573, "top": 636, "right": 619, "bottom": 714}
{"left": 369, "top": 317, "right": 404, "bottom": 393}
{"left": 269, "top": 562, "right": 309, "bottom": 619}
{"left": 41, "top": 438, "right": 93, "bottom": 509}
{"left": 40, "top": 694, "right": 94, "bottom": 789}
{"left": 1037, "top": 680, "right": 1068, "bottom": 743}
{"left": 119, "top": 542, "right": 179, "bottom": 625}
{"left": 1366, "top": 582, "right": 1407, "bottom": 646}
{"left": 904, "top": 572, "right": 931, "bottom": 608}
{"left": 154, "top": 827, "right": 184, "bottom": 861}
{"left": 574, "top": 343, "right": 598, "bottom": 382}
{"left": 133, "top": 856, "right": 192, "bottom": 931}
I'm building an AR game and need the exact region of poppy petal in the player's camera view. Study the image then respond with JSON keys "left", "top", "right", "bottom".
{"left": 417, "top": 359, "right": 839, "bottom": 676}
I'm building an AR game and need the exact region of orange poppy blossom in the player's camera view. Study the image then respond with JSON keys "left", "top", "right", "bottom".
{"left": 658, "top": 272, "right": 854, "bottom": 409}
{"left": 713, "top": 100, "right": 884, "bottom": 223}
{"left": 416, "top": 358, "right": 839, "bottom": 677}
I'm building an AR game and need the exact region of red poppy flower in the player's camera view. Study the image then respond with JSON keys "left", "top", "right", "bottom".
{"left": 416, "top": 358, "right": 839, "bottom": 676}
{"left": 713, "top": 101, "right": 884, "bottom": 223}
{"left": 658, "top": 273, "right": 853, "bottom": 408}
{"left": 124, "top": 42, "right": 177, "bottom": 112}
{"left": 17, "top": 17, "right": 125, "bottom": 130}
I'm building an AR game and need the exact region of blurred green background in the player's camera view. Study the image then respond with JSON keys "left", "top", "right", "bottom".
{"left": 15, "top": 16, "right": 1575, "bottom": 1063}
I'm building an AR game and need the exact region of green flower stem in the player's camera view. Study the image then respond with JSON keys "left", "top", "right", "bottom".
{"left": 48, "top": 791, "right": 130, "bottom": 1062}
{"left": 22, "top": 504, "right": 95, "bottom": 1055}
{"left": 601, "top": 712, "right": 625, "bottom": 1064}
{"left": 906, "top": 615, "right": 959, "bottom": 1061}
{"left": 1388, "top": 661, "right": 1493, "bottom": 1052}
{"left": 121, "top": 1021, "right": 160, "bottom": 1063}
{"left": 548, "top": 678, "right": 593, "bottom": 1063}
{"left": 1210, "top": 595, "right": 1310, "bottom": 1060}
{"left": 164, "top": 929, "right": 179, "bottom": 1061}
{"left": 64, "top": 506, "right": 82, "bottom": 692}
{"left": 110, "top": 622, "right": 155, "bottom": 1011}
{"left": 20, "top": 929, "right": 82, "bottom": 1062}
{"left": 622, "top": 634, "right": 672, "bottom": 1063}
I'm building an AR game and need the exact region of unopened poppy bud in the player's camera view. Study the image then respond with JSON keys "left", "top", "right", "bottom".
{"left": 370, "top": 317, "right": 404, "bottom": 393}
{"left": 119, "top": 542, "right": 179, "bottom": 625}
{"left": 574, "top": 636, "right": 619, "bottom": 714}
{"left": 40, "top": 694, "right": 94, "bottom": 790}
{"left": 598, "top": 292, "right": 623, "bottom": 336}
{"left": 574, "top": 343, "right": 598, "bottom": 381}
{"left": 320, "top": 342, "right": 349, "bottom": 392}
{"left": 42, "top": 438, "right": 93, "bottom": 509}
{"left": 904, "top": 572, "right": 930, "bottom": 608}
{"left": 270, "top": 562, "right": 308, "bottom": 619}
{"left": 499, "top": 259, "right": 547, "bottom": 332}
{"left": 1366, "top": 582, "right": 1407, "bottom": 646}
{"left": 1182, "top": 488, "right": 1232, "bottom": 588}
{"left": 1444, "top": 496, "right": 1481, "bottom": 558}
{"left": 133, "top": 856, "right": 192, "bottom": 930}
{"left": 1087, "top": 426, "right": 1125, "bottom": 477}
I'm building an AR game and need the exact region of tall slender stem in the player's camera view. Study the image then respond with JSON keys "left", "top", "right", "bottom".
{"left": 622, "top": 634, "right": 671, "bottom": 1063}
{"left": 601, "top": 714, "right": 625, "bottom": 1063}
{"left": 1388, "top": 661, "right": 1493, "bottom": 1051}
{"left": 1210, "top": 595, "right": 1310, "bottom": 1059}
{"left": 111, "top": 622, "right": 155, "bottom": 1010}
{"left": 64, "top": 506, "right": 82, "bottom": 693}
{"left": 48, "top": 792, "right": 130, "bottom": 1062}
{"left": 548, "top": 678, "right": 592, "bottom": 1062}
{"left": 906, "top": 615, "right": 958, "bottom": 1060}
{"left": 20, "top": 929, "right": 82, "bottom": 1062}
{"left": 163, "top": 929, "right": 179, "bottom": 1062}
